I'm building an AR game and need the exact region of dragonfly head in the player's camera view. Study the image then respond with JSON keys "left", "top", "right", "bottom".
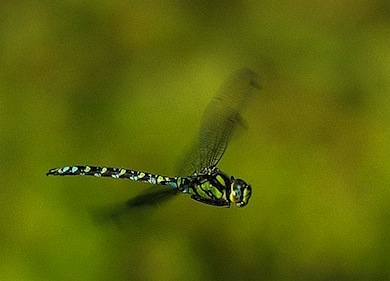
{"left": 230, "top": 178, "right": 252, "bottom": 207}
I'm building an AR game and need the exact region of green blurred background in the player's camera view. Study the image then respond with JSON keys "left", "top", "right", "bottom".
{"left": 1, "top": 1, "right": 390, "bottom": 280}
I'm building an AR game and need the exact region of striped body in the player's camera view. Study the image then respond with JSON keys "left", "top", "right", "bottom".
{"left": 46, "top": 165, "right": 248, "bottom": 207}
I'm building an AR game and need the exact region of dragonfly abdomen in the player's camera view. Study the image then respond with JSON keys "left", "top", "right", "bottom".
{"left": 46, "top": 165, "right": 185, "bottom": 189}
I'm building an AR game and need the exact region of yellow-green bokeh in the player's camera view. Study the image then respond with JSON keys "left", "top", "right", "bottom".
{"left": 1, "top": 1, "right": 390, "bottom": 280}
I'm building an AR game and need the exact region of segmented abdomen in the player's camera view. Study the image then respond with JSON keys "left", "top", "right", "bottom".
{"left": 46, "top": 165, "right": 188, "bottom": 190}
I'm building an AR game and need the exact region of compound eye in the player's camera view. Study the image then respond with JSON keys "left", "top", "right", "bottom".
{"left": 230, "top": 179, "right": 252, "bottom": 207}
{"left": 238, "top": 184, "right": 252, "bottom": 207}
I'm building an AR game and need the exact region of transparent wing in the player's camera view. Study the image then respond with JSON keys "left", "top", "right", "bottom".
{"left": 179, "top": 68, "right": 260, "bottom": 175}
{"left": 91, "top": 186, "right": 179, "bottom": 226}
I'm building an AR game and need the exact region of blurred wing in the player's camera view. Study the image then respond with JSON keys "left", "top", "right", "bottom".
{"left": 91, "top": 187, "right": 178, "bottom": 226}
{"left": 123, "top": 187, "right": 178, "bottom": 208}
{"left": 179, "top": 69, "right": 260, "bottom": 175}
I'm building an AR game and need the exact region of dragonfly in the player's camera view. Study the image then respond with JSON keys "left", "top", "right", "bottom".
{"left": 47, "top": 68, "right": 260, "bottom": 208}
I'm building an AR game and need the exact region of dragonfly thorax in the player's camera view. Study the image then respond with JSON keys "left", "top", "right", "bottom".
{"left": 185, "top": 167, "right": 251, "bottom": 207}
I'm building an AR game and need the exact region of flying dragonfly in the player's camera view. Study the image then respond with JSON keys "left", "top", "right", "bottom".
{"left": 47, "top": 68, "right": 260, "bottom": 208}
